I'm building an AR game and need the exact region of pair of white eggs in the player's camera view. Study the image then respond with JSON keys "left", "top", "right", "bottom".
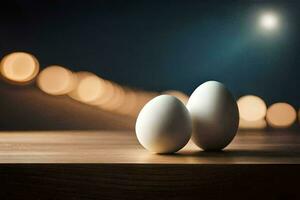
{"left": 135, "top": 81, "right": 239, "bottom": 154}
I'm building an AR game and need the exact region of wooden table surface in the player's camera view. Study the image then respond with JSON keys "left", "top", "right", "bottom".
{"left": 1, "top": 130, "right": 300, "bottom": 199}
{"left": 0, "top": 130, "right": 299, "bottom": 164}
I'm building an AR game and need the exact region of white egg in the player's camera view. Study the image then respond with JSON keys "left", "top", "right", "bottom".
{"left": 135, "top": 95, "right": 192, "bottom": 154}
{"left": 187, "top": 81, "right": 239, "bottom": 151}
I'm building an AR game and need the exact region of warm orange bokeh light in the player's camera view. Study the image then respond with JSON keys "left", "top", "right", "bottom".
{"left": 237, "top": 95, "right": 267, "bottom": 122}
{"left": 117, "top": 87, "right": 138, "bottom": 116}
{"left": 299, "top": 109, "right": 300, "bottom": 124}
{"left": 37, "top": 65, "right": 76, "bottom": 95}
{"left": 0, "top": 52, "right": 39, "bottom": 84}
{"left": 164, "top": 90, "right": 189, "bottom": 105}
{"left": 239, "top": 118, "right": 267, "bottom": 129}
{"left": 266, "top": 103, "right": 296, "bottom": 128}
{"left": 93, "top": 80, "right": 115, "bottom": 106}
{"left": 100, "top": 83, "right": 126, "bottom": 112}
{"left": 68, "top": 72, "right": 106, "bottom": 104}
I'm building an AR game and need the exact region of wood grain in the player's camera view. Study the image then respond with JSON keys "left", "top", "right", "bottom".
{"left": 0, "top": 131, "right": 300, "bottom": 199}
{"left": 0, "top": 130, "right": 299, "bottom": 163}
{"left": 1, "top": 164, "right": 300, "bottom": 200}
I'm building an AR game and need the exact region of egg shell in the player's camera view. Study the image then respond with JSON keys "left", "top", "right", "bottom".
{"left": 187, "top": 81, "right": 239, "bottom": 151}
{"left": 135, "top": 95, "right": 192, "bottom": 154}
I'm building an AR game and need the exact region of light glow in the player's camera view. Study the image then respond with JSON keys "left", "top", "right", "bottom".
{"left": 117, "top": 88, "right": 138, "bottom": 116}
{"left": 97, "top": 83, "right": 125, "bottom": 112}
{"left": 37, "top": 65, "right": 77, "bottom": 95}
{"left": 299, "top": 109, "right": 300, "bottom": 125}
{"left": 237, "top": 95, "right": 267, "bottom": 122}
{"left": 259, "top": 12, "right": 279, "bottom": 31}
{"left": 266, "top": 103, "right": 296, "bottom": 128}
{"left": 68, "top": 72, "right": 106, "bottom": 104}
{"left": 239, "top": 118, "right": 267, "bottom": 130}
{"left": 0, "top": 52, "right": 39, "bottom": 83}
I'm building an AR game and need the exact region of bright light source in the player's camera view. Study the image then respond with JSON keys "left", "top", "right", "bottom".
{"left": 259, "top": 12, "right": 279, "bottom": 30}
{"left": 266, "top": 103, "right": 296, "bottom": 128}
{"left": 37, "top": 65, "right": 77, "bottom": 95}
{"left": 0, "top": 52, "right": 39, "bottom": 84}
{"left": 237, "top": 95, "right": 267, "bottom": 122}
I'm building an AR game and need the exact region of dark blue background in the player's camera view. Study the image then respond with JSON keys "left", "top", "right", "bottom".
{"left": 1, "top": 0, "right": 299, "bottom": 107}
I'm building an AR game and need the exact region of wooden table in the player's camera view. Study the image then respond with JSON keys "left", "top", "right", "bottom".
{"left": 0, "top": 130, "right": 300, "bottom": 199}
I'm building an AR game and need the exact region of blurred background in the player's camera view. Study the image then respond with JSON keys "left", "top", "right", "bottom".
{"left": 0, "top": 0, "right": 299, "bottom": 130}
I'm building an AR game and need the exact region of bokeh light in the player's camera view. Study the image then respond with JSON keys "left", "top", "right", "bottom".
{"left": 299, "top": 109, "right": 300, "bottom": 125}
{"left": 266, "top": 103, "right": 296, "bottom": 128}
{"left": 68, "top": 72, "right": 106, "bottom": 104}
{"left": 239, "top": 118, "right": 267, "bottom": 129}
{"left": 37, "top": 65, "right": 77, "bottom": 95}
{"left": 164, "top": 90, "right": 189, "bottom": 105}
{"left": 117, "top": 88, "right": 138, "bottom": 116}
{"left": 237, "top": 95, "right": 267, "bottom": 122}
{"left": 97, "top": 82, "right": 125, "bottom": 112}
{"left": 259, "top": 12, "right": 279, "bottom": 31}
{"left": 0, "top": 52, "right": 39, "bottom": 84}
{"left": 93, "top": 80, "right": 116, "bottom": 107}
